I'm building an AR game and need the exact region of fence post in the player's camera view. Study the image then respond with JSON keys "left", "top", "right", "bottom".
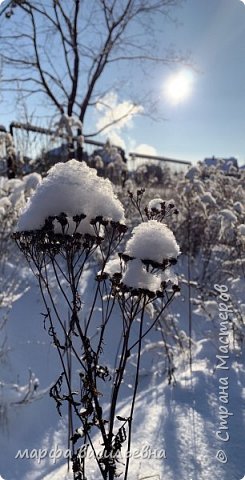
{"left": 76, "top": 128, "right": 83, "bottom": 162}
{"left": 7, "top": 124, "right": 17, "bottom": 179}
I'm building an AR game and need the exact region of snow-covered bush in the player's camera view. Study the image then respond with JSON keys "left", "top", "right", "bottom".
{"left": 0, "top": 174, "right": 38, "bottom": 315}
{"left": 173, "top": 162, "right": 245, "bottom": 289}
{"left": 132, "top": 162, "right": 172, "bottom": 187}
{"left": 116, "top": 166, "right": 245, "bottom": 365}
{"left": 14, "top": 159, "right": 180, "bottom": 480}
{"left": 54, "top": 114, "right": 83, "bottom": 141}
{"left": 88, "top": 140, "right": 128, "bottom": 186}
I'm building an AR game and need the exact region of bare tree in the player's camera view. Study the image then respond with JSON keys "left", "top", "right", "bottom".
{"left": 0, "top": 0, "right": 185, "bottom": 137}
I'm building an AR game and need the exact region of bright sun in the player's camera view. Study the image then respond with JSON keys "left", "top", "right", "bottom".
{"left": 164, "top": 70, "right": 194, "bottom": 105}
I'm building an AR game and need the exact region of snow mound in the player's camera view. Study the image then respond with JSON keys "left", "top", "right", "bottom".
{"left": 125, "top": 220, "right": 180, "bottom": 263}
{"left": 16, "top": 159, "right": 125, "bottom": 231}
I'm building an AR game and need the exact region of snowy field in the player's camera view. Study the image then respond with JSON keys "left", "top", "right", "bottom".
{"left": 0, "top": 156, "right": 244, "bottom": 480}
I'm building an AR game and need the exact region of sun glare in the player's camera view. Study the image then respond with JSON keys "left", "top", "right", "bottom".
{"left": 164, "top": 70, "right": 194, "bottom": 105}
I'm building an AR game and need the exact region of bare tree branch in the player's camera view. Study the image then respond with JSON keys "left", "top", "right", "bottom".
{"left": 86, "top": 103, "right": 140, "bottom": 137}
{"left": 0, "top": 0, "right": 186, "bottom": 134}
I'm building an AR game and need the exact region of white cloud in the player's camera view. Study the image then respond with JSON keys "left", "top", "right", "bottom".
{"left": 96, "top": 92, "right": 143, "bottom": 147}
{"left": 134, "top": 144, "right": 158, "bottom": 157}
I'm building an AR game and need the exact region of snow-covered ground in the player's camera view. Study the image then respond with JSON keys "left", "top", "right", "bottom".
{"left": 1, "top": 266, "right": 244, "bottom": 480}
{"left": 0, "top": 159, "right": 245, "bottom": 480}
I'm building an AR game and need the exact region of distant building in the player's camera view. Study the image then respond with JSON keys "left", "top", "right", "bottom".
{"left": 203, "top": 156, "right": 238, "bottom": 172}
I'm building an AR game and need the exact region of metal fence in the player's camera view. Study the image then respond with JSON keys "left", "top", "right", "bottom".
{"left": 0, "top": 125, "right": 8, "bottom": 176}
{"left": 0, "top": 121, "right": 191, "bottom": 178}
{"left": 9, "top": 121, "right": 106, "bottom": 176}
{"left": 128, "top": 151, "right": 191, "bottom": 172}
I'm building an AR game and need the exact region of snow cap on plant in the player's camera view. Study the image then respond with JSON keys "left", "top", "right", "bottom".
{"left": 99, "top": 220, "right": 180, "bottom": 296}
{"left": 146, "top": 198, "right": 178, "bottom": 220}
{"left": 124, "top": 220, "right": 180, "bottom": 265}
{"left": 148, "top": 198, "right": 165, "bottom": 212}
{"left": 102, "top": 256, "right": 179, "bottom": 296}
{"left": 16, "top": 159, "right": 125, "bottom": 232}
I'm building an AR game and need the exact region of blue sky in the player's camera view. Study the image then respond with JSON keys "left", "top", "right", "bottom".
{"left": 1, "top": 0, "right": 245, "bottom": 165}
{"left": 116, "top": 0, "right": 245, "bottom": 165}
